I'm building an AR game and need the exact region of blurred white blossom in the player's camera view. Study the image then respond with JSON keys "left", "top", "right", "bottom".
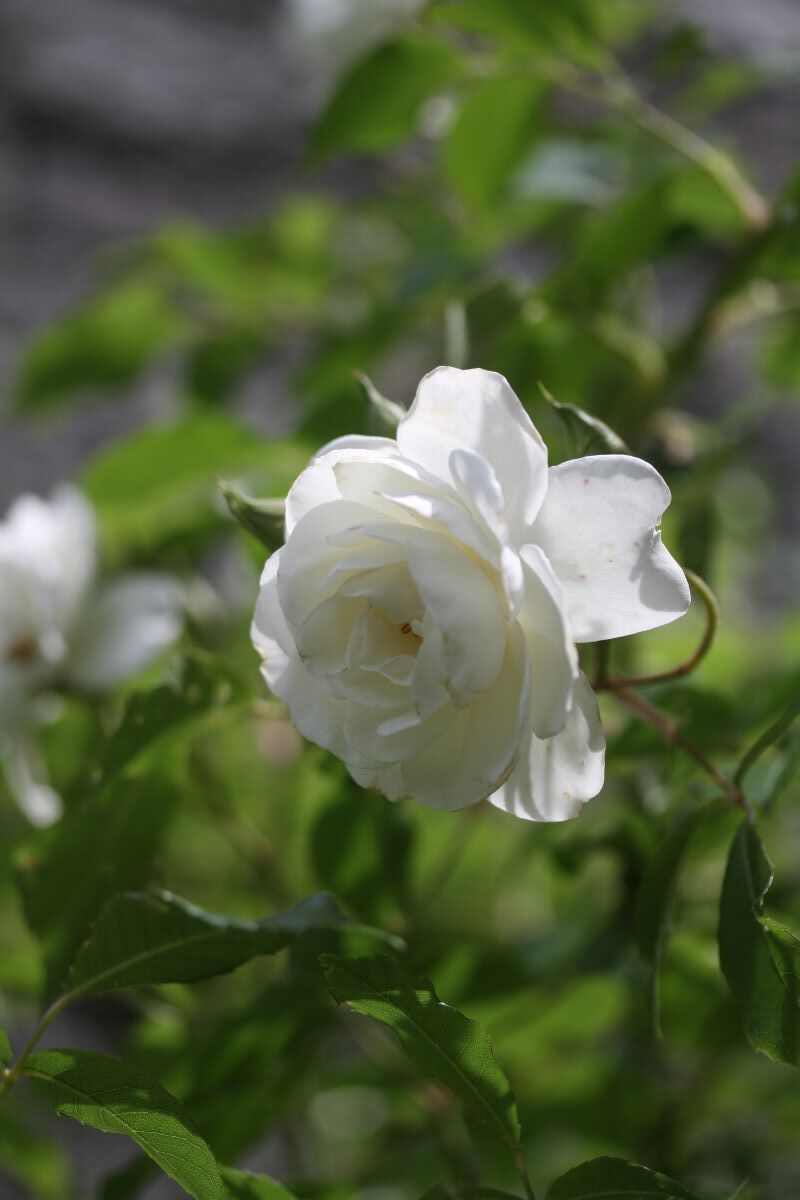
{"left": 0, "top": 486, "right": 183, "bottom": 824}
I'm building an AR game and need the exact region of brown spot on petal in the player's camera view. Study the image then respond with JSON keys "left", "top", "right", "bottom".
{"left": 6, "top": 635, "right": 38, "bottom": 665}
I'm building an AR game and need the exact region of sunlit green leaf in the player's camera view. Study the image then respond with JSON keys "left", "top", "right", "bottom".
{"left": 83, "top": 414, "right": 309, "bottom": 559}
{"left": 547, "top": 1156, "right": 703, "bottom": 1199}
{"left": 26, "top": 1049, "right": 223, "bottom": 1200}
{"left": 442, "top": 78, "right": 543, "bottom": 211}
{"left": 322, "top": 954, "right": 521, "bottom": 1150}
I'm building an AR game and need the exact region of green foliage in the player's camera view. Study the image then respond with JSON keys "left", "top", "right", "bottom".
{"left": 635, "top": 800, "right": 726, "bottom": 1034}
{"left": 719, "top": 821, "right": 800, "bottom": 1064}
{"left": 67, "top": 890, "right": 394, "bottom": 997}
{"left": 26, "top": 1049, "right": 222, "bottom": 1199}
{"left": 322, "top": 954, "right": 522, "bottom": 1151}
{"left": 310, "top": 34, "right": 463, "bottom": 160}
{"left": 0, "top": 1027, "right": 11, "bottom": 1068}
{"left": 546, "top": 1157, "right": 703, "bottom": 1199}
{"left": 220, "top": 1168, "right": 300, "bottom": 1200}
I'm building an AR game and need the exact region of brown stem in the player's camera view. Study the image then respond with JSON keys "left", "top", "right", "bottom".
{"left": 596, "top": 571, "right": 718, "bottom": 691}
{"left": 613, "top": 687, "right": 753, "bottom": 817}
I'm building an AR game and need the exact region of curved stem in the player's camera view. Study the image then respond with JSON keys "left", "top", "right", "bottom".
{"left": 612, "top": 686, "right": 753, "bottom": 818}
{"left": 596, "top": 570, "right": 719, "bottom": 691}
{"left": 735, "top": 695, "right": 800, "bottom": 789}
{"left": 0, "top": 994, "right": 70, "bottom": 1100}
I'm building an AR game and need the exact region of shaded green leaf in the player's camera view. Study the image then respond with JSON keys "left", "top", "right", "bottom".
{"left": 539, "top": 385, "right": 630, "bottom": 457}
{"left": 322, "top": 954, "right": 521, "bottom": 1149}
{"left": 724, "top": 820, "right": 800, "bottom": 1065}
{"left": 15, "top": 775, "right": 179, "bottom": 1004}
{"left": 310, "top": 35, "right": 462, "bottom": 161}
{"left": 635, "top": 800, "right": 726, "bottom": 1034}
{"left": 221, "top": 1167, "right": 300, "bottom": 1200}
{"left": 0, "top": 1027, "right": 11, "bottom": 1068}
{"left": 442, "top": 77, "right": 542, "bottom": 210}
{"left": 547, "top": 1156, "right": 702, "bottom": 1198}
{"left": 719, "top": 821, "right": 800, "bottom": 1063}
{"left": 88, "top": 655, "right": 245, "bottom": 788}
{"left": 26, "top": 1049, "right": 222, "bottom": 1200}
{"left": 68, "top": 890, "right": 397, "bottom": 998}
{"left": 311, "top": 780, "right": 414, "bottom": 917}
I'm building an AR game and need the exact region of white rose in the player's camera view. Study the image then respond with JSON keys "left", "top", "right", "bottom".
{"left": 252, "top": 367, "right": 689, "bottom": 821}
{"left": 0, "top": 485, "right": 183, "bottom": 823}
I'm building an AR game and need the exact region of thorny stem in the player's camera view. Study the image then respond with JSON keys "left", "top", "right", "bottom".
{"left": 612, "top": 686, "right": 754, "bottom": 819}
{"left": 0, "top": 994, "right": 70, "bottom": 1100}
{"left": 595, "top": 570, "right": 719, "bottom": 691}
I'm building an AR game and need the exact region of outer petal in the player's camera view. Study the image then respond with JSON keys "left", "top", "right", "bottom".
{"left": 489, "top": 672, "right": 605, "bottom": 822}
{"left": 518, "top": 545, "right": 578, "bottom": 738}
{"left": 285, "top": 438, "right": 397, "bottom": 536}
{"left": 529, "top": 455, "right": 690, "bottom": 643}
{"left": 66, "top": 574, "right": 183, "bottom": 689}
{"left": 397, "top": 367, "right": 548, "bottom": 532}
{"left": 252, "top": 551, "right": 349, "bottom": 759}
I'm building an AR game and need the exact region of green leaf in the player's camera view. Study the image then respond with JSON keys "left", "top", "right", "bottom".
{"left": 718, "top": 821, "right": 800, "bottom": 1064}
{"left": 82, "top": 414, "right": 309, "bottom": 559}
{"left": 428, "top": 0, "right": 605, "bottom": 66}
{"left": 26, "top": 1049, "right": 222, "bottom": 1200}
{"left": 0, "top": 1027, "right": 11, "bottom": 1068}
{"left": 311, "top": 780, "right": 414, "bottom": 917}
{"left": 442, "top": 77, "right": 542, "bottom": 210}
{"left": 88, "top": 655, "right": 245, "bottom": 788}
{"left": 217, "top": 481, "right": 286, "bottom": 552}
{"left": 322, "top": 954, "right": 521, "bottom": 1150}
{"left": 421, "top": 1189, "right": 521, "bottom": 1200}
{"left": 221, "top": 1167, "right": 300, "bottom": 1200}
{"left": 310, "top": 34, "right": 462, "bottom": 161}
{"left": 15, "top": 775, "right": 179, "bottom": 1004}
{"left": 15, "top": 281, "right": 184, "bottom": 409}
{"left": 546, "top": 1156, "right": 703, "bottom": 1199}
{"left": 15, "top": 658, "right": 235, "bottom": 1001}
{"left": 67, "top": 890, "right": 397, "bottom": 998}
{"left": 635, "top": 800, "right": 726, "bottom": 1035}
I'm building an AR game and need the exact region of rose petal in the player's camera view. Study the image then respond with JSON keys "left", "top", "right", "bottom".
{"left": 252, "top": 551, "right": 349, "bottom": 758}
{"left": 518, "top": 545, "right": 578, "bottom": 738}
{"left": 489, "top": 672, "right": 605, "bottom": 822}
{"left": 529, "top": 455, "right": 690, "bottom": 642}
{"left": 397, "top": 367, "right": 548, "bottom": 532}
